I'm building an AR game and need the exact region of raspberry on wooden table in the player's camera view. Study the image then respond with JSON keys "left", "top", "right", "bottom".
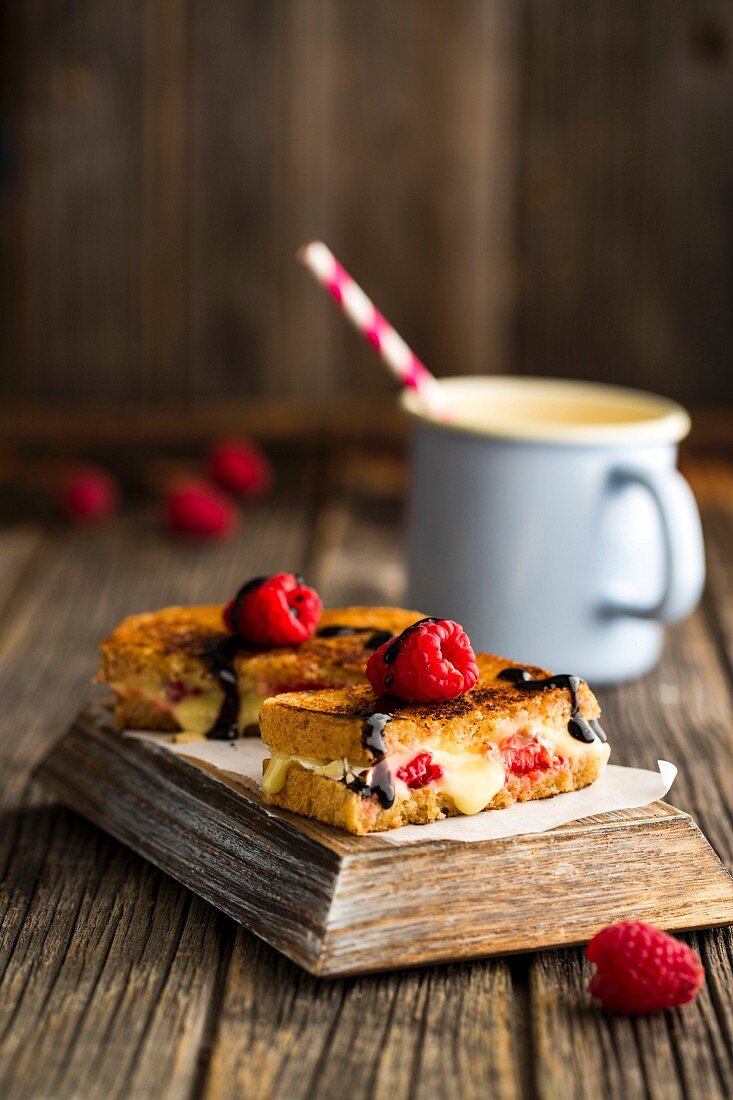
{"left": 165, "top": 480, "right": 238, "bottom": 540}
{"left": 62, "top": 465, "right": 119, "bottom": 524}
{"left": 224, "top": 572, "right": 322, "bottom": 646}
{"left": 207, "top": 437, "right": 274, "bottom": 497}
{"left": 366, "top": 618, "right": 478, "bottom": 702}
{"left": 586, "top": 921, "right": 705, "bottom": 1014}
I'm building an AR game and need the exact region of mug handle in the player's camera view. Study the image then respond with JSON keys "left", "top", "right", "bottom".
{"left": 602, "top": 464, "right": 705, "bottom": 622}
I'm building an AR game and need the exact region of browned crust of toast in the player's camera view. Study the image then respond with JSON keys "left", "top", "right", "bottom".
{"left": 260, "top": 652, "right": 602, "bottom": 760}
{"left": 262, "top": 752, "right": 606, "bottom": 835}
{"left": 98, "top": 605, "right": 425, "bottom": 731}
{"left": 112, "top": 697, "right": 180, "bottom": 732}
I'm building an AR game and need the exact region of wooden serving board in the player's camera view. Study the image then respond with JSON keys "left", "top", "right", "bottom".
{"left": 38, "top": 705, "right": 733, "bottom": 977}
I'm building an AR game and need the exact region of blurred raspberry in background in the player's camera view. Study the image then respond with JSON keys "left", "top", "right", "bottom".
{"left": 207, "top": 437, "right": 274, "bottom": 497}
{"left": 165, "top": 479, "right": 239, "bottom": 540}
{"left": 60, "top": 465, "right": 119, "bottom": 525}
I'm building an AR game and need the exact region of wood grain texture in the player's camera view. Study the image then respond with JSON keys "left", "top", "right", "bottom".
{"left": 528, "top": 929, "right": 733, "bottom": 1100}
{"left": 139, "top": 0, "right": 190, "bottom": 401}
{"left": 12, "top": 0, "right": 143, "bottom": 402}
{"left": 0, "top": 448, "right": 732, "bottom": 1098}
{"left": 0, "top": 806, "right": 227, "bottom": 1100}
{"left": 269, "top": 0, "right": 336, "bottom": 401}
{"left": 0, "top": 463, "right": 317, "bottom": 1098}
{"left": 516, "top": 0, "right": 733, "bottom": 402}
{"left": 408, "top": 0, "right": 519, "bottom": 382}
{"left": 188, "top": 0, "right": 279, "bottom": 400}
{"left": 6, "top": 2, "right": 731, "bottom": 405}
{"left": 206, "top": 936, "right": 523, "bottom": 1100}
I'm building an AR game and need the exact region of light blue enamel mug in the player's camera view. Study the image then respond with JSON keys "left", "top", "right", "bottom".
{"left": 402, "top": 377, "right": 705, "bottom": 684}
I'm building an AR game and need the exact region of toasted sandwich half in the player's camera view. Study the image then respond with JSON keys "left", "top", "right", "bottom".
{"left": 260, "top": 653, "right": 610, "bottom": 834}
{"left": 98, "top": 605, "right": 424, "bottom": 738}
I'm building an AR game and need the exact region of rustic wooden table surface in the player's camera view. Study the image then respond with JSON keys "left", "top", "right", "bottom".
{"left": 0, "top": 442, "right": 732, "bottom": 1100}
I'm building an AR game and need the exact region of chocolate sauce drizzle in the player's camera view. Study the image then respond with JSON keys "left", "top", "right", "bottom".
{"left": 346, "top": 700, "right": 397, "bottom": 809}
{"left": 364, "top": 629, "right": 395, "bottom": 650}
{"left": 202, "top": 575, "right": 271, "bottom": 739}
{"left": 362, "top": 707, "right": 394, "bottom": 758}
{"left": 497, "top": 668, "right": 607, "bottom": 744}
{"left": 202, "top": 635, "right": 243, "bottom": 740}
{"left": 383, "top": 618, "right": 438, "bottom": 665}
{"left": 316, "top": 624, "right": 360, "bottom": 638}
{"left": 316, "top": 624, "right": 396, "bottom": 650}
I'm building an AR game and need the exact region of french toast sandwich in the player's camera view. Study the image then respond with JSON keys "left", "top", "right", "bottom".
{"left": 260, "top": 652, "right": 610, "bottom": 834}
{"left": 98, "top": 604, "right": 424, "bottom": 737}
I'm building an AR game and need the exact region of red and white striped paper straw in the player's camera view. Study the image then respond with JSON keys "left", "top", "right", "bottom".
{"left": 297, "top": 241, "right": 448, "bottom": 416}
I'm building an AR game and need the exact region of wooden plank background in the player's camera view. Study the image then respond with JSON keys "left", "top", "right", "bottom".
{"left": 1, "top": 0, "right": 732, "bottom": 407}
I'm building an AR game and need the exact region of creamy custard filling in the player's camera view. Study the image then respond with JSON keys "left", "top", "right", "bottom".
{"left": 262, "top": 733, "right": 610, "bottom": 816}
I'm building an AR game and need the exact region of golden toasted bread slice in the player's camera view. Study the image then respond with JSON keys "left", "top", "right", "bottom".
{"left": 98, "top": 605, "right": 424, "bottom": 737}
{"left": 260, "top": 653, "right": 610, "bottom": 834}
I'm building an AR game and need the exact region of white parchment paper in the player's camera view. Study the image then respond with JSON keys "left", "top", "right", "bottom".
{"left": 126, "top": 731, "right": 677, "bottom": 845}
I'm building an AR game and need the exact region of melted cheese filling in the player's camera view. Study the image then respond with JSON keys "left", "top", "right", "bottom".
{"left": 168, "top": 691, "right": 266, "bottom": 739}
{"left": 110, "top": 675, "right": 264, "bottom": 738}
{"left": 261, "top": 748, "right": 506, "bottom": 814}
{"left": 262, "top": 732, "right": 610, "bottom": 815}
{"left": 262, "top": 751, "right": 355, "bottom": 794}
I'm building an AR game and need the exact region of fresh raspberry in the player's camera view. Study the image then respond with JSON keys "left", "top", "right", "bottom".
{"left": 61, "top": 465, "right": 118, "bottom": 524}
{"left": 165, "top": 480, "right": 238, "bottom": 540}
{"left": 224, "top": 572, "right": 322, "bottom": 645}
{"left": 366, "top": 618, "right": 478, "bottom": 703}
{"left": 586, "top": 922, "right": 705, "bottom": 1014}
{"left": 503, "top": 737, "right": 559, "bottom": 776}
{"left": 207, "top": 437, "right": 274, "bottom": 497}
{"left": 396, "top": 751, "right": 444, "bottom": 789}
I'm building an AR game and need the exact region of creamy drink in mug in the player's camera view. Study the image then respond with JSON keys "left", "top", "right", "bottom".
{"left": 402, "top": 376, "right": 705, "bottom": 684}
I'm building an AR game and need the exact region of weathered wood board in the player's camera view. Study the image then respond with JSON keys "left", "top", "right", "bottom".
{"left": 38, "top": 705, "right": 733, "bottom": 978}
